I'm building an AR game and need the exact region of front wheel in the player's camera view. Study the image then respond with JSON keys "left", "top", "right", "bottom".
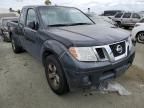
{"left": 136, "top": 32, "right": 144, "bottom": 44}
{"left": 45, "top": 55, "right": 69, "bottom": 95}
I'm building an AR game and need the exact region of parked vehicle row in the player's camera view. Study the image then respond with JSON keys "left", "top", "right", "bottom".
{"left": 8, "top": 6, "right": 135, "bottom": 95}
{"left": 86, "top": 12, "right": 144, "bottom": 44}
{"left": 113, "top": 12, "right": 141, "bottom": 28}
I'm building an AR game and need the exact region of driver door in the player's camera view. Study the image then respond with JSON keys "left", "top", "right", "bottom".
{"left": 23, "top": 8, "right": 40, "bottom": 58}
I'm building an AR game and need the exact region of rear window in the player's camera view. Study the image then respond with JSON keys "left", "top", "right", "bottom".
{"left": 132, "top": 13, "right": 141, "bottom": 19}
{"left": 123, "top": 13, "right": 131, "bottom": 18}
{"left": 115, "top": 13, "right": 123, "bottom": 18}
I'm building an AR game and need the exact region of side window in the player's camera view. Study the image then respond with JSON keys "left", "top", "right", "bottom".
{"left": 26, "top": 9, "right": 37, "bottom": 27}
{"left": 115, "top": 13, "right": 123, "bottom": 18}
{"left": 123, "top": 13, "right": 131, "bottom": 18}
{"left": 19, "top": 9, "right": 25, "bottom": 25}
{"left": 132, "top": 13, "right": 141, "bottom": 19}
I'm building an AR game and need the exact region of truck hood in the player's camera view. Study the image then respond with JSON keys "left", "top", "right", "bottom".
{"left": 47, "top": 24, "right": 130, "bottom": 46}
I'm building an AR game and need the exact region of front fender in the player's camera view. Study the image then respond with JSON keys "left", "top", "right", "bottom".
{"left": 40, "top": 40, "right": 69, "bottom": 62}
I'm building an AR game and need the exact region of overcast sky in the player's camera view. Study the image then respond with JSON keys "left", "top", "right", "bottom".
{"left": 0, "top": 0, "right": 144, "bottom": 13}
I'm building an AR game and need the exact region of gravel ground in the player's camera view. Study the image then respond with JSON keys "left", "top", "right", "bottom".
{"left": 0, "top": 39, "right": 144, "bottom": 108}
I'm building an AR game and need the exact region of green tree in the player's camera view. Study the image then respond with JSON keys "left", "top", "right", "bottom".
{"left": 45, "top": 0, "right": 51, "bottom": 5}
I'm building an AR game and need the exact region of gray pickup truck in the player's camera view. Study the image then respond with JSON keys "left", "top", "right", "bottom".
{"left": 9, "top": 5, "right": 135, "bottom": 95}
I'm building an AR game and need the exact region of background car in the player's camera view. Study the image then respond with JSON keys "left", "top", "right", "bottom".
{"left": 131, "top": 18, "right": 144, "bottom": 43}
{"left": 113, "top": 12, "right": 141, "bottom": 29}
{"left": 86, "top": 13, "right": 117, "bottom": 27}
{"left": 0, "top": 17, "right": 18, "bottom": 42}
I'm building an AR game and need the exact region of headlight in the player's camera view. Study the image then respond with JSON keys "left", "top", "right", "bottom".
{"left": 69, "top": 47, "right": 98, "bottom": 61}
{"left": 128, "top": 36, "right": 133, "bottom": 50}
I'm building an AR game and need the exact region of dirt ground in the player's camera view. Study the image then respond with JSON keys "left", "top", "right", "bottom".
{"left": 0, "top": 39, "right": 144, "bottom": 108}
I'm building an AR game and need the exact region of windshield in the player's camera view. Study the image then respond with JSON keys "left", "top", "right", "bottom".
{"left": 39, "top": 7, "right": 93, "bottom": 26}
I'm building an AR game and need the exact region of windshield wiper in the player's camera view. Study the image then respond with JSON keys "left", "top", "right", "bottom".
{"left": 68, "top": 23, "right": 92, "bottom": 26}
{"left": 48, "top": 23, "right": 92, "bottom": 27}
{"left": 48, "top": 24, "right": 70, "bottom": 27}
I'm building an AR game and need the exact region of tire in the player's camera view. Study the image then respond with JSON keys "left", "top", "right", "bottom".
{"left": 45, "top": 55, "right": 69, "bottom": 95}
{"left": 116, "top": 21, "right": 121, "bottom": 27}
{"left": 11, "top": 37, "right": 23, "bottom": 53}
{"left": 136, "top": 32, "right": 144, "bottom": 44}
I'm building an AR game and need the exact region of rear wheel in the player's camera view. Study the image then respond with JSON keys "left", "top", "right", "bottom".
{"left": 116, "top": 21, "right": 121, "bottom": 27}
{"left": 45, "top": 55, "right": 69, "bottom": 95}
{"left": 11, "top": 37, "right": 23, "bottom": 53}
{"left": 136, "top": 32, "right": 144, "bottom": 44}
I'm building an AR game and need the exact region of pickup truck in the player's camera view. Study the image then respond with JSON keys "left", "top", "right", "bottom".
{"left": 9, "top": 5, "right": 135, "bottom": 95}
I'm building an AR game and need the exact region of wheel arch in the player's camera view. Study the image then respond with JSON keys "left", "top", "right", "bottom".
{"left": 42, "top": 49, "right": 59, "bottom": 66}
{"left": 136, "top": 31, "right": 144, "bottom": 38}
{"left": 41, "top": 40, "right": 68, "bottom": 66}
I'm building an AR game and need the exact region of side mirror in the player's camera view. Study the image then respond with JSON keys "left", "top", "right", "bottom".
{"left": 28, "top": 21, "right": 39, "bottom": 30}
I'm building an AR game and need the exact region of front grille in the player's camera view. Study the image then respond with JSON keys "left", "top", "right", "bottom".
{"left": 96, "top": 48, "right": 105, "bottom": 59}
{"left": 109, "top": 41, "right": 126, "bottom": 57}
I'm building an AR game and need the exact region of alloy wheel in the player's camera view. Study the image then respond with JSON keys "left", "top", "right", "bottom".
{"left": 137, "top": 33, "right": 144, "bottom": 43}
{"left": 48, "top": 63, "right": 60, "bottom": 90}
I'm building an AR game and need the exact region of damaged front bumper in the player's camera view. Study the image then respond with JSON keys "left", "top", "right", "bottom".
{"left": 60, "top": 48, "right": 135, "bottom": 91}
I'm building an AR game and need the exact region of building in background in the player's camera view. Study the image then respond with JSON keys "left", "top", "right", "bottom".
{"left": 0, "top": 8, "right": 9, "bottom": 13}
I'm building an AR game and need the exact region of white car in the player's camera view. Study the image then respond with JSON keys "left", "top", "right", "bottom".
{"left": 131, "top": 18, "right": 144, "bottom": 43}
